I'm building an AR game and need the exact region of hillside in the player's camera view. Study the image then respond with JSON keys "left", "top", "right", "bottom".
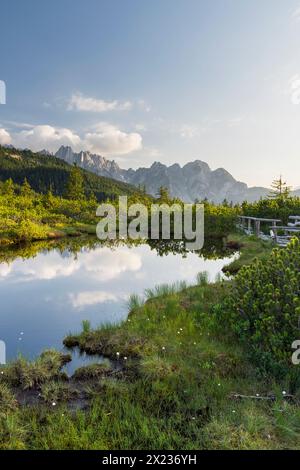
{"left": 0, "top": 146, "right": 144, "bottom": 201}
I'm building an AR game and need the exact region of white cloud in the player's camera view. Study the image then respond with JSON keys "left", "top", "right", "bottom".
{"left": 0, "top": 128, "right": 11, "bottom": 145}
{"left": 7, "top": 253, "right": 79, "bottom": 281}
{"left": 13, "top": 125, "right": 81, "bottom": 152}
{"left": 80, "top": 247, "right": 142, "bottom": 281}
{"left": 3, "top": 246, "right": 141, "bottom": 284}
{"left": 69, "top": 291, "right": 118, "bottom": 309}
{"left": 0, "top": 263, "right": 12, "bottom": 278}
{"left": 7, "top": 121, "right": 142, "bottom": 157}
{"left": 68, "top": 93, "right": 132, "bottom": 112}
{"left": 84, "top": 122, "right": 142, "bottom": 155}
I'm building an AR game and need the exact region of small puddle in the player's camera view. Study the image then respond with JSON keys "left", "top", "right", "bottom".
{"left": 64, "top": 349, "right": 106, "bottom": 376}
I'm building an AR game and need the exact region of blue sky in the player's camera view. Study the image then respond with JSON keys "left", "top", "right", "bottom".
{"left": 1, "top": 0, "right": 300, "bottom": 187}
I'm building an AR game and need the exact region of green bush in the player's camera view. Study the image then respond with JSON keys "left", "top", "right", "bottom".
{"left": 241, "top": 197, "right": 300, "bottom": 225}
{"left": 12, "top": 219, "right": 50, "bottom": 242}
{"left": 204, "top": 202, "right": 238, "bottom": 237}
{"left": 215, "top": 238, "right": 300, "bottom": 375}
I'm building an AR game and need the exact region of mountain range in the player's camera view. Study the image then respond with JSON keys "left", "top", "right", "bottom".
{"left": 54, "top": 146, "right": 290, "bottom": 203}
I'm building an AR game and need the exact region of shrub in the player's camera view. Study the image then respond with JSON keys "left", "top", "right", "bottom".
{"left": 241, "top": 196, "right": 300, "bottom": 226}
{"left": 215, "top": 238, "right": 300, "bottom": 375}
{"left": 12, "top": 219, "right": 50, "bottom": 242}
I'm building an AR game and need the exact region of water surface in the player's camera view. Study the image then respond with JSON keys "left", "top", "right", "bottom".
{"left": 0, "top": 239, "right": 235, "bottom": 368}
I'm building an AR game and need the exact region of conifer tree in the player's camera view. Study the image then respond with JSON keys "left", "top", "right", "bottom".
{"left": 65, "top": 164, "right": 85, "bottom": 200}
{"left": 3, "top": 178, "right": 15, "bottom": 198}
{"left": 157, "top": 186, "right": 170, "bottom": 202}
{"left": 268, "top": 176, "right": 291, "bottom": 201}
{"left": 20, "top": 178, "right": 32, "bottom": 197}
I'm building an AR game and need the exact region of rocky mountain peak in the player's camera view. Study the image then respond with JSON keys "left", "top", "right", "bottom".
{"left": 53, "top": 146, "right": 270, "bottom": 203}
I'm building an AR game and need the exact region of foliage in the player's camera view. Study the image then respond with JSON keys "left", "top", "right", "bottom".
{"left": 268, "top": 176, "right": 291, "bottom": 201}
{"left": 0, "top": 180, "right": 238, "bottom": 247}
{"left": 241, "top": 196, "right": 300, "bottom": 226}
{"left": 223, "top": 234, "right": 274, "bottom": 275}
{"left": 156, "top": 186, "right": 171, "bottom": 202}
{"left": 0, "top": 182, "right": 97, "bottom": 244}
{"left": 65, "top": 164, "right": 85, "bottom": 200}
{"left": 0, "top": 145, "right": 144, "bottom": 201}
{"left": 214, "top": 238, "right": 300, "bottom": 375}
{"left": 202, "top": 200, "right": 238, "bottom": 237}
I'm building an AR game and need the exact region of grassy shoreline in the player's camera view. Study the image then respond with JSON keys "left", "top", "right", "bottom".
{"left": 1, "top": 234, "right": 299, "bottom": 450}
{"left": 223, "top": 232, "right": 274, "bottom": 275}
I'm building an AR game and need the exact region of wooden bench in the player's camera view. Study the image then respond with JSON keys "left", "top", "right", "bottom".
{"left": 238, "top": 216, "right": 281, "bottom": 237}
{"left": 270, "top": 225, "right": 300, "bottom": 246}
{"left": 288, "top": 216, "right": 300, "bottom": 227}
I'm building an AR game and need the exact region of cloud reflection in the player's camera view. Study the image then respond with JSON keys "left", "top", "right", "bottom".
{"left": 69, "top": 290, "right": 119, "bottom": 309}
{"left": 0, "top": 247, "right": 142, "bottom": 283}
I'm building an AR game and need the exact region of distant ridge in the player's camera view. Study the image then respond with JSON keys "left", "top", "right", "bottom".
{"left": 55, "top": 145, "right": 273, "bottom": 203}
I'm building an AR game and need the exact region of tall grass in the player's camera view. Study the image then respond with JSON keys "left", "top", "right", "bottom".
{"left": 127, "top": 293, "right": 144, "bottom": 311}
{"left": 196, "top": 271, "right": 209, "bottom": 286}
{"left": 81, "top": 319, "right": 91, "bottom": 333}
{"left": 145, "top": 281, "right": 188, "bottom": 300}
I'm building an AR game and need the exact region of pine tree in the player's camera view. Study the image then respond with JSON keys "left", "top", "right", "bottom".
{"left": 3, "top": 178, "right": 15, "bottom": 197}
{"left": 45, "top": 184, "right": 55, "bottom": 208}
{"left": 88, "top": 190, "right": 98, "bottom": 206}
{"left": 268, "top": 176, "right": 291, "bottom": 200}
{"left": 157, "top": 186, "right": 170, "bottom": 202}
{"left": 65, "top": 165, "right": 85, "bottom": 200}
{"left": 20, "top": 178, "right": 32, "bottom": 197}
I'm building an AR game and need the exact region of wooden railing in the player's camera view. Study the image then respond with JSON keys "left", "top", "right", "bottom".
{"left": 238, "top": 216, "right": 281, "bottom": 237}
{"left": 238, "top": 215, "right": 300, "bottom": 246}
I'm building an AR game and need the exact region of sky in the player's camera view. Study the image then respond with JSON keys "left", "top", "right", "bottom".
{"left": 1, "top": 0, "right": 300, "bottom": 188}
